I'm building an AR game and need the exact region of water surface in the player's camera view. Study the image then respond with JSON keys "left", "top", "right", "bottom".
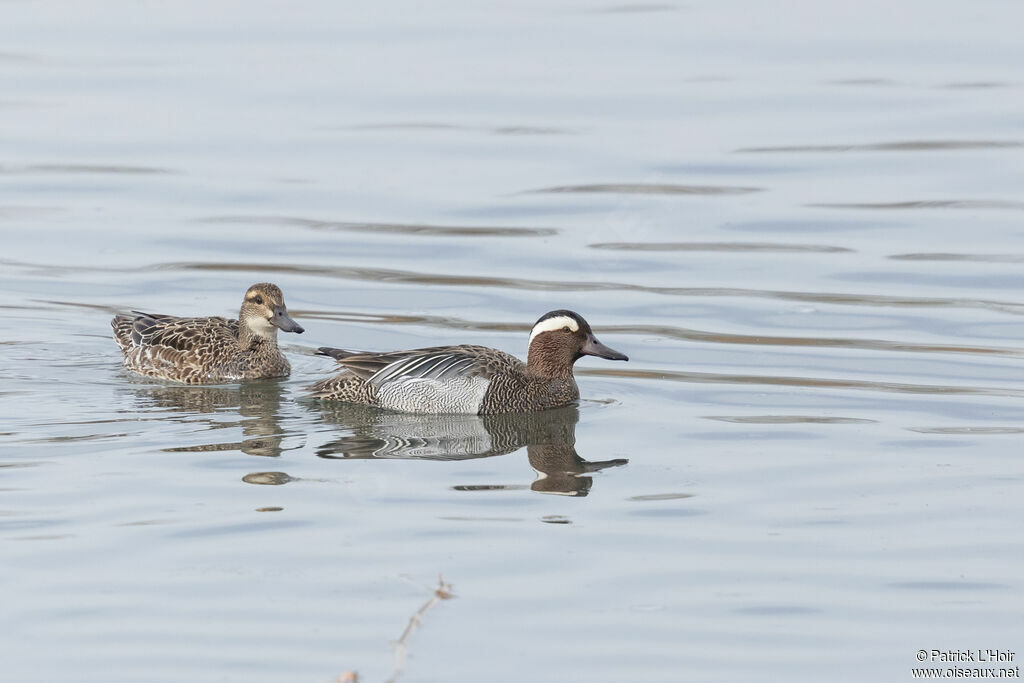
{"left": 1, "top": 1, "right": 1023, "bottom": 681}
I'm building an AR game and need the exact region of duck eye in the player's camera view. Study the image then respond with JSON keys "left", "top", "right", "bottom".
{"left": 562, "top": 326, "right": 571, "bottom": 332}
{"left": 253, "top": 296, "right": 264, "bottom": 305}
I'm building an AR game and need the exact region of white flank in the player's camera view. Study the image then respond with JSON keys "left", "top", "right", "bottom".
{"left": 528, "top": 315, "right": 579, "bottom": 345}
{"left": 377, "top": 375, "right": 489, "bottom": 414}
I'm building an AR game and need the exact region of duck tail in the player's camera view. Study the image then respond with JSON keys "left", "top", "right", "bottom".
{"left": 111, "top": 314, "right": 137, "bottom": 352}
{"left": 316, "top": 346, "right": 360, "bottom": 360}
{"left": 305, "top": 376, "right": 334, "bottom": 397}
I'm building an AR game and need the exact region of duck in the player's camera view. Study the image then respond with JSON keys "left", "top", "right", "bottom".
{"left": 111, "top": 282, "right": 304, "bottom": 383}
{"left": 308, "top": 309, "right": 627, "bottom": 414}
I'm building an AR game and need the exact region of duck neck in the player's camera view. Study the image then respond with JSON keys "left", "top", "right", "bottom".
{"left": 238, "top": 313, "right": 278, "bottom": 351}
{"left": 526, "top": 340, "right": 576, "bottom": 379}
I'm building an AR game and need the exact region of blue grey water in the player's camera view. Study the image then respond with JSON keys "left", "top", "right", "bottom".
{"left": 1, "top": 1, "right": 1023, "bottom": 681}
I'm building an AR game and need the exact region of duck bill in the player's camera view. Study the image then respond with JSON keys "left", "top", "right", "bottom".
{"left": 270, "top": 306, "right": 304, "bottom": 334}
{"left": 580, "top": 335, "right": 628, "bottom": 361}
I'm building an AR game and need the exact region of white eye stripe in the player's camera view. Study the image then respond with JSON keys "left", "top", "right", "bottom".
{"left": 529, "top": 315, "right": 579, "bottom": 345}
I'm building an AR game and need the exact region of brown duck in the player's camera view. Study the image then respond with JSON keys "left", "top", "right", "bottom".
{"left": 309, "top": 309, "right": 627, "bottom": 414}
{"left": 112, "top": 283, "right": 304, "bottom": 383}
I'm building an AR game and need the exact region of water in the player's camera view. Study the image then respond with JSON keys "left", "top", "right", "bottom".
{"left": 2, "top": 1, "right": 1023, "bottom": 681}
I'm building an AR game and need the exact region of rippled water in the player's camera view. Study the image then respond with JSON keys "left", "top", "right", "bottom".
{"left": 2, "top": 1, "right": 1023, "bottom": 681}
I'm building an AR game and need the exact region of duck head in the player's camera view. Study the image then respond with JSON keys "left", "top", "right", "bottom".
{"left": 526, "top": 309, "right": 627, "bottom": 377}
{"left": 240, "top": 283, "right": 304, "bottom": 339}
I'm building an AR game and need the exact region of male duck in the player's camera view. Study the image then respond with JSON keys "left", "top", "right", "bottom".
{"left": 112, "top": 283, "right": 304, "bottom": 383}
{"left": 309, "top": 310, "right": 627, "bottom": 414}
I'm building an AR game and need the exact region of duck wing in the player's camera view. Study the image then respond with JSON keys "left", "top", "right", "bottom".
{"left": 316, "top": 345, "right": 521, "bottom": 413}
{"left": 317, "top": 345, "right": 512, "bottom": 384}
{"left": 128, "top": 313, "right": 238, "bottom": 352}
{"left": 315, "top": 346, "right": 413, "bottom": 381}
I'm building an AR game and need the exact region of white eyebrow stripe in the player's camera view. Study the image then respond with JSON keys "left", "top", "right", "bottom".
{"left": 529, "top": 315, "right": 579, "bottom": 345}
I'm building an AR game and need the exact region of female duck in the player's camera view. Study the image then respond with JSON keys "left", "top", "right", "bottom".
{"left": 112, "top": 283, "right": 304, "bottom": 383}
{"left": 309, "top": 310, "right": 627, "bottom": 414}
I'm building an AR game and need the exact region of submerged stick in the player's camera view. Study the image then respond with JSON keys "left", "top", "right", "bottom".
{"left": 387, "top": 576, "right": 455, "bottom": 683}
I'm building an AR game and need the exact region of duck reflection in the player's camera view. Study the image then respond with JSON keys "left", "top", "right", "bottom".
{"left": 242, "top": 471, "right": 296, "bottom": 485}
{"left": 129, "top": 380, "right": 293, "bottom": 457}
{"left": 315, "top": 404, "right": 627, "bottom": 496}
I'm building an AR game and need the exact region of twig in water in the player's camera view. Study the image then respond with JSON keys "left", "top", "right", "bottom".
{"left": 387, "top": 575, "right": 455, "bottom": 683}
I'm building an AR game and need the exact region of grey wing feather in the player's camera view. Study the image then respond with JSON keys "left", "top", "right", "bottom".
{"left": 318, "top": 346, "right": 494, "bottom": 384}
{"left": 368, "top": 349, "right": 492, "bottom": 387}
{"left": 317, "top": 347, "right": 399, "bottom": 380}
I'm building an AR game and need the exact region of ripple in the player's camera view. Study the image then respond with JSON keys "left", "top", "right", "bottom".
{"left": 592, "top": 324, "right": 1021, "bottom": 357}
{"left": 22, "top": 259, "right": 1024, "bottom": 318}
{"left": 170, "top": 519, "right": 309, "bottom": 537}
{"left": 738, "top": 140, "right": 1023, "bottom": 153}
{"left": 540, "top": 515, "right": 572, "bottom": 524}
{"left": 589, "top": 3, "right": 678, "bottom": 13}
{"left": 116, "top": 519, "right": 176, "bottom": 527}
{"left": 30, "top": 297, "right": 120, "bottom": 313}
{"left": 628, "top": 507, "right": 705, "bottom": 518}
{"left": 578, "top": 367, "right": 1024, "bottom": 397}
{"left": 905, "top": 427, "right": 1024, "bottom": 435}
{"left": 338, "top": 122, "right": 573, "bottom": 135}
{"left": 493, "top": 126, "right": 570, "bottom": 136}
{"left": 705, "top": 415, "right": 877, "bottom": 424}
{"left": 524, "top": 183, "right": 762, "bottom": 195}
{"left": 734, "top": 605, "right": 821, "bottom": 616}
{"left": 279, "top": 310, "right": 1024, "bottom": 357}
{"left": 882, "top": 439, "right": 971, "bottom": 449}
{"left": 628, "top": 493, "right": 695, "bottom": 501}
{"left": 726, "top": 219, "right": 900, "bottom": 233}
{"left": 938, "top": 81, "right": 1012, "bottom": 90}
{"left": 809, "top": 200, "right": 1024, "bottom": 211}
{"left": 655, "top": 162, "right": 795, "bottom": 176}
{"left": 438, "top": 516, "right": 523, "bottom": 522}
{"left": 0, "top": 163, "right": 176, "bottom": 175}
{"left": 889, "top": 253, "right": 1024, "bottom": 263}
{"left": 199, "top": 215, "right": 557, "bottom": 238}
{"left": 589, "top": 241, "right": 853, "bottom": 253}
{"left": 824, "top": 78, "right": 899, "bottom": 86}
{"left": 24, "top": 432, "right": 129, "bottom": 444}
{"left": 889, "top": 581, "right": 1009, "bottom": 591}
{"left": 162, "top": 262, "right": 1024, "bottom": 315}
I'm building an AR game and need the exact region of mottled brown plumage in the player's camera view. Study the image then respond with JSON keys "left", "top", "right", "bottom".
{"left": 111, "top": 283, "right": 304, "bottom": 383}
{"left": 308, "top": 310, "right": 627, "bottom": 414}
